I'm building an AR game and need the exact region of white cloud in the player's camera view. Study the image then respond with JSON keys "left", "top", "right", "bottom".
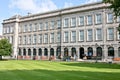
{"left": 85, "top": 0, "right": 102, "bottom": 4}
{"left": 9, "top": 0, "right": 57, "bottom": 13}
{"left": 64, "top": 2, "right": 73, "bottom": 8}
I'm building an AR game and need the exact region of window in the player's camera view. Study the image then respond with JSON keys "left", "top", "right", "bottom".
{"left": 7, "top": 27, "right": 10, "bottom": 33}
{"left": 24, "top": 25, "right": 27, "bottom": 32}
{"left": 28, "top": 35, "right": 32, "bottom": 44}
{"left": 57, "top": 20, "right": 61, "bottom": 28}
{"left": 51, "top": 21, "right": 54, "bottom": 29}
{"left": 18, "top": 26, "right": 21, "bottom": 33}
{"left": 117, "top": 16, "right": 120, "bottom": 22}
{"left": 64, "top": 18, "right": 69, "bottom": 28}
{"left": 79, "top": 30, "right": 84, "bottom": 41}
{"left": 71, "top": 31, "right": 76, "bottom": 42}
{"left": 50, "top": 33, "right": 54, "bottom": 43}
{"left": 96, "top": 14, "right": 102, "bottom": 24}
{"left": 10, "top": 36, "right": 13, "bottom": 44}
{"left": 34, "top": 23, "right": 37, "bottom": 31}
{"left": 107, "top": 13, "right": 113, "bottom": 23}
{"left": 29, "top": 24, "right": 32, "bottom": 32}
{"left": 3, "top": 28, "right": 6, "bottom": 34}
{"left": 10, "top": 26, "right": 13, "bottom": 33}
{"left": 87, "top": 15, "right": 92, "bottom": 25}
{"left": 23, "top": 35, "right": 27, "bottom": 44}
{"left": 44, "top": 34, "right": 48, "bottom": 43}
{"left": 39, "top": 23, "right": 43, "bottom": 30}
{"left": 96, "top": 29, "right": 102, "bottom": 40}
{"left": 71, "top": 17, "right": 76, "bottom": 27}
{"left": 64, "top": 32, "right": 69, "bottom": 42}
{"left": 57, "top": 32, "right": 61, "bottom": 42}
{"left": 79, "top": 16, "right": 84, "bottom": 26}
{"left": 19, "top": 36, "right": 21, "bottom": 44}
{"left": 107, "top": 28, "right": 114, "bottom": 40}
{"left": 33, "top": 34, "right": 37, "bottom": 44}
{"left": 45, "top": 22, "right": 48, "bottom": 30}
{"left": 87, "top": 29, "right": 93, "bottom": 41}
{"left": 39, "top": 34, "right": 42, "bottom": 44}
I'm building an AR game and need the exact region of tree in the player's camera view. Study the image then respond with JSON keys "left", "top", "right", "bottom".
{"left": 0, "top": 39, "right": 12, "bottom": 60}
{"left": 103, "top": 0, "right": 120, "bottom": 32}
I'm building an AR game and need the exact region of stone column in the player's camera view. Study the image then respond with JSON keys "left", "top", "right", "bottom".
{"left": 31, "top": 48, "right": 33, "bottom": 60}
{"left": 54, "top": 47, "right": 56, "bottom": 60}
{"left": 76, "top": 47, "right": 80, "bottom": 60}
{"left": 13, "top": 18, "right": 19, "bottom": 59}
{"left": 114, "top": 46, "right": 118, "bottom": 58}
{"left": 48, "top": 48, "right": 50, "bottom": 60}
{"left": 103, "top": 45, "right": 108, "bottom": 61}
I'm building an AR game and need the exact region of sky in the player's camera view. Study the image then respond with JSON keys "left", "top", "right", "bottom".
{"left": 0, "top": 0, "right": 102, "bottom": 35}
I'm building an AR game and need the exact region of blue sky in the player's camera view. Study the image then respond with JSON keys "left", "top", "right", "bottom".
{"left": 0, "top": 0, "right": 102, "bottom": 35}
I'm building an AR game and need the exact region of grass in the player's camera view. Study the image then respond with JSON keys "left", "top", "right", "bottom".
{"left": 0, "top": 60, "right": 120, "bottom": 80}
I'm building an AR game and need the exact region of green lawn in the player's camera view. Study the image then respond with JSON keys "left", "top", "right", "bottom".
{"left": 0, "top": 60, "right": 120, "bottom": 80}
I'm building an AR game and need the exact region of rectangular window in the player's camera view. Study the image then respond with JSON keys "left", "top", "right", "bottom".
{"left": 79, "top": 30, "right": 84, "bottom": 41}
{"left": 33, "top": 34, "right": 37, "bottom": 44}
{"left": 117, "top": 16, "right": 120, "bottom": 22}
{"left": 44, "top": 34, "right": 48, "bottom": 43}
{"left": 79, "top": 16, "right": 84, "bottom": 26}
{"left": 64, "top": 32, "right": 68, "bottom": 42}
{"left": 87, "top": 15, "right": 92, "bottom": 25}
{"left": 108, "top": 28, "right": 114, "bottom": 40}
{"left": 18, "top": 26, "right": 21, "bottom": 33}
{"left": 71, "top": 17, "right": 76, "bottom": 27}
{"left": 96, "top": 14, "right": 102, "bottom": 24}
{"left": 19, "top": 36, "right": 21, "bottom": 44}
{"left": 64, "top": 18, "right": 69, "bottom": 28}
{"left": 29, "top": 24, "right": 32, "bottom": 32}
{"left": 34, "top": 23, "right": 37, "bottom": 31}
{"left": 10, "top": 26, "right": 13, "bottom": 33}
{"left": 57, "top": 32, "right": 61, "bottom": 42}
{"left": 45, "top": 22, "right": 48, "bottom": 30}
{"left": 24, "top": 25, "right": 27, "bottom": 32}
{"left": 87, "top": 29, "right": 93, "bottom": 41}
{"left": 107, "top": 13, "right": 113, "bottom": 23}
{"left": 39, "top": 23, "right": 43, "bottom": 30}
{"left": 28, "top": 35, "right": 31, "bottom": 44}
{"left": 57, "top": 20, "right": 61, "bottom": 28}
{"left": 50, "top": 33, "right": 54, "bottom": 43}
{"left": 51, "top": 21, "right": 54, "bottom": 29}
{"left": 71, "top": 31, "right": 76, "bottom": 42}
{"left": 23, "top": 35, "right": 27, "bottom": 45}
{"left": 39, "top": 34, "right": 42, "bottom": 44}
{"left": 96, "top": 29, "right": 102, "bottom": 40}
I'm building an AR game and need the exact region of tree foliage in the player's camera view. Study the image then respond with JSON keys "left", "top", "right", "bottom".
{"left": 0, "top": 39, "right": 12, "bottom": 56}
{"left": 103, "top": 0, "right": 120, "bottom": 17}
{"left": 103, "top": 0, "right": 120, "bottom": 32}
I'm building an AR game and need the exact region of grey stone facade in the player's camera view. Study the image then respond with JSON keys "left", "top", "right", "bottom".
{"left": 2, "top": 2, "right": 120, "bottom": 61}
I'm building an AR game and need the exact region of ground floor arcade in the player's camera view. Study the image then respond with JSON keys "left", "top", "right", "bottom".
{"left": 17, "top": 45, "right": 120, "bottom": 61}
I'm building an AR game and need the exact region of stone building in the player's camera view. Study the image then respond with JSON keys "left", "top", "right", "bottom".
{"left": 2, "top": 2, "right": 120, "bottom": 61}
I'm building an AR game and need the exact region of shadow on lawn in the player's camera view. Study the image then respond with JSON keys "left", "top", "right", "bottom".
{"left": 61, "top": 62, "right": 120, "bottom": 69}
{"left": 0, "top": 69, "right": 120, "bottom": 80}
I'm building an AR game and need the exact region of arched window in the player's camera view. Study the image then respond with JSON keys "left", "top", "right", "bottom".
{"left": 64, "top": 47, "right": 68, "bottom": 56}
{"left": 108, "top": 47, "right": 114, "bottom": 57}
{"left": 23, "top": 48, "right": 26, "bottom": 56}
{"left": 33, "top": 48, "right": 36, "bottom": 56}
{"left": 28, "top": 48, "right": 31, "bottom": 56}
{"left": 38, "top": 48, "right": 42, "bottom": 56}
{"left": 71, "top": 47, "right": 76, "bottom": 57}
{"left": 96, "top": 47, "right": 102, "bottom": 56}
{"left": 44, "top": 48, "right": 48, "bottom": 56}
{"left": 50, "top": 48, "right": 54, "bottom": 56}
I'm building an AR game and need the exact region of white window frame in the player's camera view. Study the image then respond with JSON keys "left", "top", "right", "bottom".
{"left": 79, "top": 16, "right": 84, "bottom": 26}
{"left": 96, "top": 14, "right": 102, "bottom": 24}
{"left": 107, "top": 13, "right": 113, "bottom": 23}
{"left": 79, "top": 30, "right": 84, "bottom": 41}
{"left": 71, "top": 17, "right": 76, "bottom": 27}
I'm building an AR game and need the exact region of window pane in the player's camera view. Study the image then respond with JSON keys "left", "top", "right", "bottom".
{"left": 87, "top": 15, "right": 92, "bottom": 25}
{"left": 71, "top": 31, "right": 76, "bottom": 42}
{"left": 79, "top": 16, "right": 84, "bottom": 26}
{"left": 64, "top": 18, "right": 69, "bottom": 27}
{"left": 96, "top": 29, "right": 102, "bottom": 40}
{"left": 96, "top": 14, "right": 102, "bottom": 24}
{"left": 87, "top": 29, "right": 93, "bottom": 41}
{"left": 107, "top": 13, "right": 113, "bottom": 23}
{"left": 79, "top": 30, "right": 84, "bottom": 41}
{"left": 108, "top": 28, "right": 114, "bottom": 40}
{"left": 71, "top": 17, "right": 76, "bottom": 27}
{"left": 64, "top": 32, "right": 68, "bottom": 42}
